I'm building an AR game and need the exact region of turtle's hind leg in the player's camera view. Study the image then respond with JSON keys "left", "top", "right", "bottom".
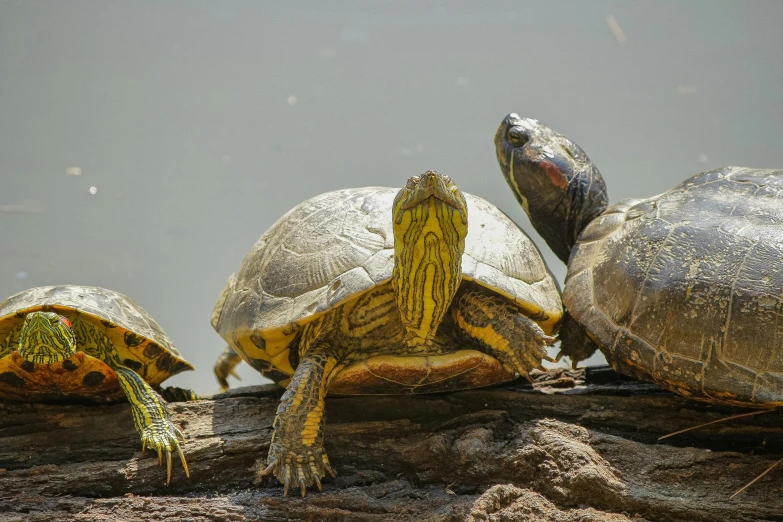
{"left": 452, "top": 287, "right": 554, "bottom": 380}
{"left": 113, "top": 365, "right": 189, "bottom": 484}
{"left": 213, "top": 344, "right": 243, "bottom": 391}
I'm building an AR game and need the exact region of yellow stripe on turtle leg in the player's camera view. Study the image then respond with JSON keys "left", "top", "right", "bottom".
{"left": 260, "top": 346, "right": 338, "bottom": 497}
{"left": 453, "top": 288, "right": 554, "bottom": 380}
{"left": 114, "top": 365, "right": 189, "bottom": 483}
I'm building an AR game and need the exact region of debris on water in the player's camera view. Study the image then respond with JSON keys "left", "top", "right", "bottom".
{"left": 0, "top": 199, "right": 46, "bottom": 213}
{"left": 605, "top": 14, "right": 627, "bottom": 45}
{"left": 678, "top": 85, "right": 699, "bottom": 95}
{"left": 89, "top": 186, "right": 98, "bottom": 195}
{"left": 66, "top": 167, "right": 82, "bottom": 176}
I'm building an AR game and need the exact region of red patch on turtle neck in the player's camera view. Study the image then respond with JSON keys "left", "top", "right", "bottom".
{"left": 540, "top": 160, "right": 569, "bottom": 189}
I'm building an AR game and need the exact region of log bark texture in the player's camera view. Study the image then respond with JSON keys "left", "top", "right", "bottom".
{"left": 0, "top": 367, "right": 781, "bottom": 522}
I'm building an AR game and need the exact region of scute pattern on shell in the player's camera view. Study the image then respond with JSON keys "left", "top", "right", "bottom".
{"left": 212, "top": 187, "right": 562, "bottom": 341}
{"left": 0, "top": 285, "right": 184, "bottom": 361}
{"left": 565, "top": 167, "right": 783, "bottom": 405}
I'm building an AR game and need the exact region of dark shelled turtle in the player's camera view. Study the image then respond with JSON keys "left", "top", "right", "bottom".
{"left": 211, "top": 171, "right": 563, "bottom": 496}
{"left": 495, "top": 113, "right": 783, "bottom": 411}
{"left": 0, "top": 285, "right": 194, "bottom": 483}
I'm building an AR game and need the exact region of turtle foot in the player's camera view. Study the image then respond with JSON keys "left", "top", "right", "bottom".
{"left": 159, "top": 386, "right": 199, "bottom": 402}
{"left": 141, "top": 420, "right": 189, "bottom": 485}
{"left": 507, "top": 325, "right": 555, "bottom": 380}
{"left": 257, "top": 442, "right": 336, "bottom": 497}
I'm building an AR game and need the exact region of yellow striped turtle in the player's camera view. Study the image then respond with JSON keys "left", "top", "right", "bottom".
{"left": 0, "top": 285, "right": 194, "bottom": 483}
{"left": 495, "top": 114, "right": 783, "bottom": 409}
{"left": 211, "top": 171, "right": 563, "bottom": 496}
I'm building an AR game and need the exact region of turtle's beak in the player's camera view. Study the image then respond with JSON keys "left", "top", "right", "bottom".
{"left": 398, "top": 171, "right": 466, "bottom": 218}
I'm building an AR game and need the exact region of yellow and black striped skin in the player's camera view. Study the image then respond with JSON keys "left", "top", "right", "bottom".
{"left": 0, "top": 287, "right": 194, "bottom": 484}
{"left": 242, "top": 172, "right": 558, "bottom": 496}
{"left": 391, "top": 173, "right": 467, "bottom": 345}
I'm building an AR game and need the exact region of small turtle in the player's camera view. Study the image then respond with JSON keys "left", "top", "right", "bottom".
{"left": 0, "top": 285, "right": 194, "bottom": 483}
{"left": 495, "top": 113, "right": 783, "bottom": 410}
{"left": 211, "top": 171, "right": 563, "bottom": 496}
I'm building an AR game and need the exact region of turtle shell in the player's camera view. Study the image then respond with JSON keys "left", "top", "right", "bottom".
{"left": 212, "top": 187, "right": 562, "bottom": 390}
{"left": 564, "top": 167, "right": 783, "bottom": 407}
{"left": 0, "top": 285, "right": 193, "bottom": 400}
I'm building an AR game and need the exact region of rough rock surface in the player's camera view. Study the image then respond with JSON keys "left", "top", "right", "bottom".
{"left": 467, "top": 485, "right": 636, "bottom": 522}
{"left": 0, "top": 367, "right": 780, "bottom": 522}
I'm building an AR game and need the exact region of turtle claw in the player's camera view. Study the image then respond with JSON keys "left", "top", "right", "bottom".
{"left": 176, "top": 444, "right": 189, "bottom": 477}
{"left": 140, "top": 420, "right": 189, "bottom": 485}
{"left": 323, "top": 457, "right": 337, "bottom": 478}
{"left": 258, "top": 442, "right": 333, "bottom": 496}
{"left": 260, "top": 459, "right": 276, "bottom": 477}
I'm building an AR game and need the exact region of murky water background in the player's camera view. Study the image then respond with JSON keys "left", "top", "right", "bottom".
{"left": 1, "top": 1, "right": 782, "bottom": 394}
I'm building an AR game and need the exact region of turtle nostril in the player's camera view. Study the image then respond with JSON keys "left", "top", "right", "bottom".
{"left": 507, "top": 127, "right": 530, "bottom": 148}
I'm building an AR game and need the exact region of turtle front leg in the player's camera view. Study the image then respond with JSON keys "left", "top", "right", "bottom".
{"left": 259, "top": 350, "right": 338, "bottom": 497}
{"left": 452, "top": 288, "right": 555, "bottom": 380}
{"left": 113, "top": 365, "right": 189, "bottom": 484}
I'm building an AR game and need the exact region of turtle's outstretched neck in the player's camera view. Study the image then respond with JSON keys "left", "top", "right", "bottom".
{"left": 390, "top": 171, "right": 469, "bottom": 345}
{"left": 494, "top": 114, "right": 609, "bottom": 264}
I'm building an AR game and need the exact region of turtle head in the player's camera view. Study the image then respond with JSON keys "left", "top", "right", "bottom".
{"left": 393, "top": 171, "right": 468, "bottom": 222}
{"left": 494, "top": 114, "right": 608, "bottom": 264}
{"left": 391, "top": 171, "right": 468, "bottom": 344}
{"left": 17, "top": 311, "right": 77, "bottom": 364}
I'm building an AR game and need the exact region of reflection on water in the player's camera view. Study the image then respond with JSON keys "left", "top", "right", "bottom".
{"left": 1, "top": 1, "right": 782, "bottom": 394}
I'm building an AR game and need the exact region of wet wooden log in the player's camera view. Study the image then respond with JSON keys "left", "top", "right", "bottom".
{"left": 0, "top": 367, "right": 780, "bottom": 522}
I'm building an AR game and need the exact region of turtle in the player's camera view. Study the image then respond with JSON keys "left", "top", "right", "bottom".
{"left": 494, "top": 113, "right": 783, "bottom": 411}
{"left": 211, "top": 171, "right": 563, "bottom": 496}
{"left": 0, "top": 285, "right": 195, "bottom": 483}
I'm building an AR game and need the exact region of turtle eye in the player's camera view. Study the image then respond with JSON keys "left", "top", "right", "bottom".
{"left": 406, "top": 176, "right": 420, "bottom": 188}
{"left": 442, "top": 175, "right": 452, "bottom": 184}
{"left": 507, "top": 127, "right": 529, "bottom": 147}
